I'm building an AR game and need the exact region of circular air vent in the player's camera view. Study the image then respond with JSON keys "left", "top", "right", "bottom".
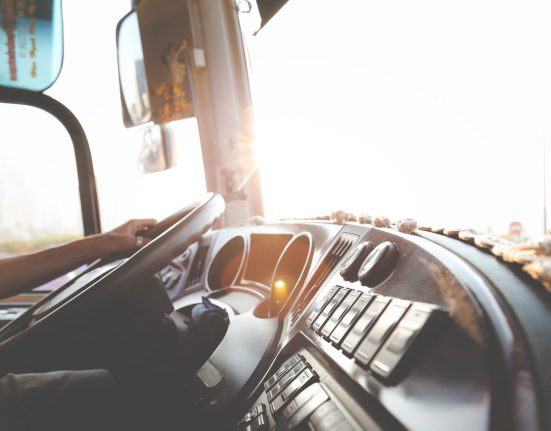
{"left": 339, "top": 241, "right": 374, "bottom": 282}
{"left": 358, "top": 241, "right": 399, "bottom": 287}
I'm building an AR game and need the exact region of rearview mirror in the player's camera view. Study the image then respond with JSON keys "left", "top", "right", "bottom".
{"left": 0, "top": 0, "right": 63, "bottom": 92}
{"left": 117, "top": 11, "right": 151, "bottom": 126}
{"left": 138, "top": 124, "right": 176, "bottom": 174}
{"left": 116, "top": 0, "right": 195, "bottom": 128}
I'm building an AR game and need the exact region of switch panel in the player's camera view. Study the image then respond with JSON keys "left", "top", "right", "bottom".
{"left": 312, "top": 288, "right": 350, "bottom": 332}
{"left": 239, "top": 351, "right": 366, "bottom": 431}
{"left": 159, "top": 265, "right": 182, "bottom": 290}
{"left": 320, "top": 290, "right": 361, "bottom": 338}
{"left": 267, "top": 360, "right": 308, "bottom": 402}
{"left": 371, "top": 302, "right": 443, "bottom": 378}
{"left": 341, "top": 296, "right": 390, "bottom": 356}
{"left": 270, "top": 368, "right": 317, "bottom": 415}
{"left": 330, "top": 293, "right": 373, "bottom": 345}
{"left": 308, "top": 401, "right": 354, "bottom": 431}
{"left": 307, "top": 286, "right": 339, "bottom": 326}
{"left": 237, "top": 403, "right": 267, "bottom": 430}
{"left": 279, "top": 383, "right": 329, "bottom": 430}
{"left": 264, "top": 354, "right": 303, "bottom": 390}
{"left": 354, "top": 299, "right": 410, "bottom": 367}
{"left": 245, "top": 413, "right": 268, "bottom": 431}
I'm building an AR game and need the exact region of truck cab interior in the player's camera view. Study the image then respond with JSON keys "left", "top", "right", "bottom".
{"left": 1, "top": 1, "right": 551, "bottom": 430}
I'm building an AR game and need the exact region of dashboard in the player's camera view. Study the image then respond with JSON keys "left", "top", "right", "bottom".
{"left": 155, "top": 220, "right": 551, "bottom": 431}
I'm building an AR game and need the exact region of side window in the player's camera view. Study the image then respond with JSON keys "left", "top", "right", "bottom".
{"left": 0, "top": 104, "right": 83, "bottom": 259}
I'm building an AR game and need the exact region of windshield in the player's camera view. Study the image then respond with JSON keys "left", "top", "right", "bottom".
{"left": 0, "top": 0, "right": 207, "bottom": 245}
{"left": 240, "top": 0, "right": 550, "bottom": 240}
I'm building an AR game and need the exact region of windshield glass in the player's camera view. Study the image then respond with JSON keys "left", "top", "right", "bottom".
{"left": 240, "top": 0, "right": 550, "bottom": 241}
{"left": 0, "top": 0, "right": 207, "bottom": 234}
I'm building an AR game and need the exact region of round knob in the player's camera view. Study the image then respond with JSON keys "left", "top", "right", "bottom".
{"left": 339, "top": 241, "right": 374, "bottom": 282}
{"left": 358, "top": 241, "right": 399, "bottom": 287}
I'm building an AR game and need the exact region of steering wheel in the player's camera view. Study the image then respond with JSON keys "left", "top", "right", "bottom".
{"left": 0, "top": 193, "right": 225, "bottom": 364}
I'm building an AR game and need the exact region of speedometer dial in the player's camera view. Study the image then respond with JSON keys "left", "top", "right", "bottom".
{"left": 207, "top": 235, "right": 247, "bottom": 291}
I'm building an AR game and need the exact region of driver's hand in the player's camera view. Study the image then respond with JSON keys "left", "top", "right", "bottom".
{"left": 96, "top": 219, "right": 157, "bottom": 256}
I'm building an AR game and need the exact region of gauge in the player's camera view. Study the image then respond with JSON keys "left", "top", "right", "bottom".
{"left": 358, "top": 241, "right": 399, "bottom": 287}
{"left": 269, "top": 233, "right": 314, "bottom": 317}
{"left": 207, "top": 235, "right": 247, "bottom": 290}
{"left": 339, "top": 241, "right": 374, "bottom": 282}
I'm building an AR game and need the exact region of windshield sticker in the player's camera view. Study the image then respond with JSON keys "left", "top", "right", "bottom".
{"left": 2, "top": 0, "right": 17, "bottom": 80}
{"left": 1, "top": 0, "right": 37, "bottom": 81}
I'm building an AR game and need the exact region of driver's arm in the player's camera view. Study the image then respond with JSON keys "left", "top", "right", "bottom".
{"left": 0, "top": 219, "right": 156, "bottom": 299}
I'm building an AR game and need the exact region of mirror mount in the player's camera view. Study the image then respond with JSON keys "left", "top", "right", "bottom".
{"left": 138, "top": 124, "right": 176, "bottom": 174}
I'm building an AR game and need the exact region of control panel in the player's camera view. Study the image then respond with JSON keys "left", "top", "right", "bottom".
{"left": 237, "top": 352, "right": 361, "bottom": 430}
{"left": 307, "top": 285, "right": 444, "bottom": 380}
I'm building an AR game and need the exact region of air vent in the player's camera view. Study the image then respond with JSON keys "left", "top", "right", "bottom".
{"left": 290, "top": 233, "right": 358, "bottom": 326}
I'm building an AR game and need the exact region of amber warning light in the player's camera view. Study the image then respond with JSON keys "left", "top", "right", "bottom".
{"left": 269, "top": 279, "right": 289, "bottom": 317}
{"left": 274, "top": 279, "right": 286, "bottom": 291}
{"left": 272, "top": 279, "right": 288, "bottom": 305}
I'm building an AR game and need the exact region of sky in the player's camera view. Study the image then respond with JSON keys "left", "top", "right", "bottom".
{"left": 1, "top": 0, "right": 551, "bottom": 246}
{"left": 243, "top": 0, "right": 551, "bottom": 237}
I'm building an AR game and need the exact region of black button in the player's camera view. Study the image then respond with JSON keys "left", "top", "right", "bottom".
{"left": 341, "top": 296, "right": 389, "bottom": 355}
{"left": 281, "top": 369, "right": 314, "bottom": 399}
{"left": 267, "top": 361, "right": 307, "bottom": 401}
{"left": 270, "top": 368, "right": 317, "bottom": 415}
{"left": 264, "top": 354, "right": 303, "bottom": 390}
{"left": 307, "top": 286, "right": 339, "bottom": 326}
{"left": 320, "top": 290, "right": 360, "bottom": 338}
{"left": 371, "top": 302, "right": 443, "bottom": 379}
{"left": 249, "top": 413, "right": 268, "bottom": 431}
{"left": 282, "top": 399, "right": 299, "bottom": 420}
{"left": 354, "top": 300, "right": 410, "bottom": 366}
{"left": 285, "top": 384, "right": 329, "bottom": 428}
{"left": 330, "top": 293, "right": 373, "bottom": 345}
{"left": 309, "top": 401, "right": 338, "bottom": 426}
{"left": 237, "top": 403, "right": 266, "bottom": 428}
{"left": 313, "top": 410, "right": 345, "bottom": 430}
{"left": 387, "top": 327, "right": 416, "bottom": 354}
{"left": 312, "top": 288, "right": 349, "bottom": 332}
